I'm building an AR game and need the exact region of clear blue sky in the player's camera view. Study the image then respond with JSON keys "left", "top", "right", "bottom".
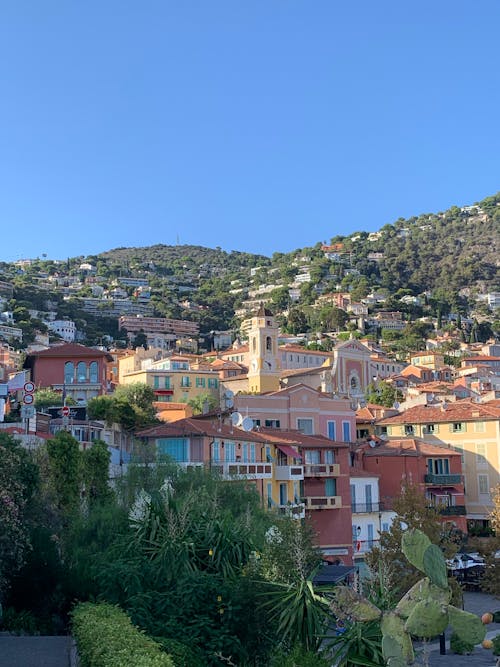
{"left": 1, "top": 1, "right": 500, "bottom": 262}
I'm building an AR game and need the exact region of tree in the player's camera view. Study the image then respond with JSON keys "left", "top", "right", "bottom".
{"left": 365, "top": 381, "right": 402, "bottom": 408}
{"left": 0, "top": 433, "right": 39, "bottom": 598}
{"left": 81, "top": 440, "right": 113, "bottom": 506}
{"left": 365, "top": 483, "right": 462, "bottom": 600}
{"left": 187, "top": 392, "right": 218, "bottom": 415}
{"left": 34, "top": 388, "right": 64, "bottom": 410}
{"left": 45, "top": 431, "right": 82, "bottom": 517}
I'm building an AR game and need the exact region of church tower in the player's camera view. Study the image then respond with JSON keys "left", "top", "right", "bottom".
{"left": 247, "top": 304, "right": 280, "bottom": 393}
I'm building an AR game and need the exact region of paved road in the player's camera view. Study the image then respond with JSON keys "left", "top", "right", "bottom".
{"left": 0, "top": 636, "right": 71, "bottom": 667}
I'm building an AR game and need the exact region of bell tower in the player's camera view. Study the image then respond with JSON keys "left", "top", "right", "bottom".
{"left": 247, "top": 303, "right": 280, "bottom": 393}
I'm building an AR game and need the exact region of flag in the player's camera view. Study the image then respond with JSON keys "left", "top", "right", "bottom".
{"left": 7, "top": 371, "right": 26, "bottom": 392}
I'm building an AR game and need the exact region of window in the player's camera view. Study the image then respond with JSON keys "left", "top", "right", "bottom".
{"left": 242, "top": 443, "right": 256, "bottom": 463}
{"left": 342, "top": 421, "right": 351, "bottom": 442}
{"left": 279, "top": 483, "right": 288, "bottom": 505}
{"left": 382, "top": 522, "right": 389, "bottom": 532}
{"left": 367, "top": 524, "right": 374, "bottom": 548}
{"left": 350, "top": 484, "right": 356, "bottom": 507}
{"left": 424, "top": 423, "right": 436, "bottom": 434}
{"left": 327, "top": 421, "right": 336, "bottom": 440}
{"left": 325, "top": 478, "right": 337, "bottom": 496}
{"left": 305, "top": 449, "right": 320, "bottom": 464}
{"left": 208, "top": 378, "right": 218, "bottom": 388}
{"left": 474, "top": 422, "right": 485, "bottom": 433}
{"left": 264, "top": 419, "right": 280, "bottom": 428}
{"left": 478, "top": 474, "right": 489, "bottom": 495}
{"left": 89, "top": 361, "right": 98, "bottom": 383}
{"left": 404, "top": 424, "right": 414, "bottom": 435}
{"left": 154, "top": 376, "right": 160, "bottom": 389}
{"left": 158, "top": 438, "right": 188, "bottom": 462}
{"left": 212, "top": 441, "right": 220, "bottom": 463}
{"left": 266, "top": 336, "right": 272, "bottom": 352}
{"left": 451, "top": 423, "right": 465, "bottom": 433}
{"left": 297, "top": 418, "right": 313, "bottom": 435}
{"left": 224, "top": 441, "right": 236, "bottom": 462}
{"left": 352, "top": 524, "right": 358, "bottom": 544}
{"left": 476, "top": 443, "right": 487, "bottom": 467}
{"left": 77, "top": 362, "right": 87, "bottom": 383}
{"left": 324, "top": 450, "right": 335, "bottom": 464}
{"left": 157, "top": 395, "right": 172, "bottom": 402}
{"left": 267, "top": 482, "right": 273, "bottom": 508}
{"left": 196, "top": 377, "right": 205, "bottom": 387}
{"left": 365, "top": 484, "right": 373, "bottom": 512}
{"left": 164, "top": 377, "right": 171, "bottom": 389}
{"left": 427, "top": 458, "right": 450, "bottom": 474}
{"left": 181, "top": 376, "right": 190, "bottom": 387}
{"left": 64, "top": 361, "right": 74, "bottom": 384}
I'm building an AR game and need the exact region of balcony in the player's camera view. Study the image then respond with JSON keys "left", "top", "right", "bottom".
{"left": 435, "top": 505, "right": 467, "bottom": 516}
{"left": 352, "top": 502, "right": 384, "bottom": 513}
{"left": 424, "top": 474, "right": 463, "bottom": 485}
{"left": 303, "top": 495, "right": 342, "bottom": 510}
{"left": 279, "top": 503, "right": 306, "bottom": 519}
{"left": 212, "top": 462, "right": 273, "bottom": 480}
{"left": 275, "top": 465, "right": 304, "bottom": 481}
{"left": 303, "top": 463, "right": 340, "bottom": 477}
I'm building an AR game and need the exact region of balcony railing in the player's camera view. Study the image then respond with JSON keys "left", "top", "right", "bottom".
{"left": 212, "top": 462, "right": 273, "bottom": 479}
{"left": 351, "top": 502, "right": 384, "bottom": 513}
{"left": 424, "top": 473, "right": 463, "bottom": 485}
{"left": 279, "top": 503, "right": 306, "bottom": 519}
{"left": 275, "top": 465, "right": 304, "bottom": 481}
{"left": 435, "top": 505, "right": 467, "bottom": 516}
{"left": 303, "top": 463, "right": 340, "bottom": 477}
{"left": 303, "top": 495, "right": 342, "bottom": 510}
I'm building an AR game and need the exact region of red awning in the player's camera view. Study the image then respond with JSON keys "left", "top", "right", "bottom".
{"left": 276, "top": 444, "right": 302, "bottom": 460}
{"left": 428, "top": 487, "right": 462, "bottom": 496}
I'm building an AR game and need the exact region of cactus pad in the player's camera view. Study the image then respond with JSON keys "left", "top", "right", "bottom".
{"left": 395, "top": 577, "right": 451, "bottom": 619}
{"left": 422, "top": 544, "right": 448, "bottom": 589}
{"left": 382, "top": 635, "right": 407, "bottom": 667}
{"left": 404, "top": 600, "right": 448, "bottom": 638}
{"left": 381, "top": 612, "right": 414, "bottom": 663}
{"left": 331, "top": 586, "right": 382, "bottom": 621}
{"left": 401, "top": 528, "right": 431, "bottom": 572}
{"left": 447, "top": 606, "right": 486, "bottom": 645}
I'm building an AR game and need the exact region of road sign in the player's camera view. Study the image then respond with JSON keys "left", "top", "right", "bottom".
{"left": 61, "top": 405, "right": 71, "bottom": 417}
{"left": 23, "top": 393, "right": 34, "bottom": 405}
{"left": 24, "top": 381, "right": 35, "bottom": 393}
{"left": 21, "top": 405, "right": 35, "bottom": 419}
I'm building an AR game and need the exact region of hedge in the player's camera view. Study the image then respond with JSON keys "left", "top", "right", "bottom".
{"left": 71, "top": 602, "right": 174, "bottom": 667}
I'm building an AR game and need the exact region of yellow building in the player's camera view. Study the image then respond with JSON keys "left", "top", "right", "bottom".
{"left": 376, "top": 401, "right": 500, "bottom": 525}
{"left": 247, "top": 303, "right": 281, "bottom": 394}
{"left": 120, "top": 355, "right": 221, "bottom": 410}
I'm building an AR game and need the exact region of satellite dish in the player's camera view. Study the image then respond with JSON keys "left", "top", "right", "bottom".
{"left": 393, "top": 401, "right": 400, "bottom": 410}
{"left": 368, "top": 440, "right": 377, "bottom": 448}
{"left": 380, "top": 434, "right": 388, "bottom": 441}
{"left": 224, "top": 390, "right": 234, "bottom": 399}
{"left": 441, "top": 401, "right": 448, "bottom": 410}
{"left": 241, "top": 417, "right": 254, "bottom": 432}
{"left": 231, "top": 412, "right": 243, "bottom": 427}
{"left": 225, "top": 398, "right": 234, "bottom": 409}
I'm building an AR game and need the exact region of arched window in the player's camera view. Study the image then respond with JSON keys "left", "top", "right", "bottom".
{"left": 64, "top": 361, "right": 74, "bottom": 384}
{"left": 350, "top": 376, "right": 358, "bottom": 389}
{"left": 266, "top": 336, "right": 272, "bottom": 353}
{"left": 89, "top": 361, "right": 98, "bottom": 383}
{"left": 77, "top": 361, "right": 87, "bottom": 383}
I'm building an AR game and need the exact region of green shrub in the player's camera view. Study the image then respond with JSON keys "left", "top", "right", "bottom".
{"left": 153, "top": 636, "right": 204, "bottom": 666}
{"left": 1, "top": 607, "right": 40, "bottom": 635}
{"left": 492, "top": 633, "right": 500, "bottom": 656}
{"left": 71, "top": 602, "right": 174, "bottom": 667}
{"left": 450, "top": 632, "right": 475, "bottom": 655}
{"left": 269, "top": 643, "right": 331, "bottom": 666}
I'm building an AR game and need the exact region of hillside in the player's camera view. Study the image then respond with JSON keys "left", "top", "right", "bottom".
{"left": 0, "top": 193, "right": 498, "bottom": 347}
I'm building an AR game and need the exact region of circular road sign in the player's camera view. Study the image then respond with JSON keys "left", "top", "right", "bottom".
{"left": 24, "top": 381, "right": 35, "bottom": 393}
{"left": 61, "top": 405, "right": 71, "bottom": 417}
{"left": 23, "top": 393, "right": 34, "bottom": 405}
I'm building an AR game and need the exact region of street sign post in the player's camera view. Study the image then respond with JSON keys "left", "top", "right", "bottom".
{"left": 61, "top": 405, "right": 71, "bottom": 417}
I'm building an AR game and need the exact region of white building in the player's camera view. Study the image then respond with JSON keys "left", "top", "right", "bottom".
{"left": 350, "top": 472, "right": 396, "bottom": 561}
{"left": 47, "top": 319, "right": 77, "bottom": 342}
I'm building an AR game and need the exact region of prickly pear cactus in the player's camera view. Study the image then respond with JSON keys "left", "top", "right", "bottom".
{"left": 334, "top": 529, "right": 486, "bottom": 665}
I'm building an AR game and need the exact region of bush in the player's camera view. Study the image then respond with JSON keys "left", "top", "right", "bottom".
{"left": 269, "top": 643, "right": 331, "bottom": 666}
{"left": 1, "top": 608, "right": 39, "bottom": 635}
{"left": 450, "top": 632, "right": 475, "bottom": 655}
{"left": 153, "top": 636, "right": 204, "bottom": 666}
{"left": 71, "top": 602, "right": 174, "bottom": 667}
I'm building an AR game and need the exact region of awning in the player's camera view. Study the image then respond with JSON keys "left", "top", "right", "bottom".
{"left": 275, "top": 444, "right": 302, "bottom": 460}
{"left": 428, "top": 487, "right": 462, "bottom": 496}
